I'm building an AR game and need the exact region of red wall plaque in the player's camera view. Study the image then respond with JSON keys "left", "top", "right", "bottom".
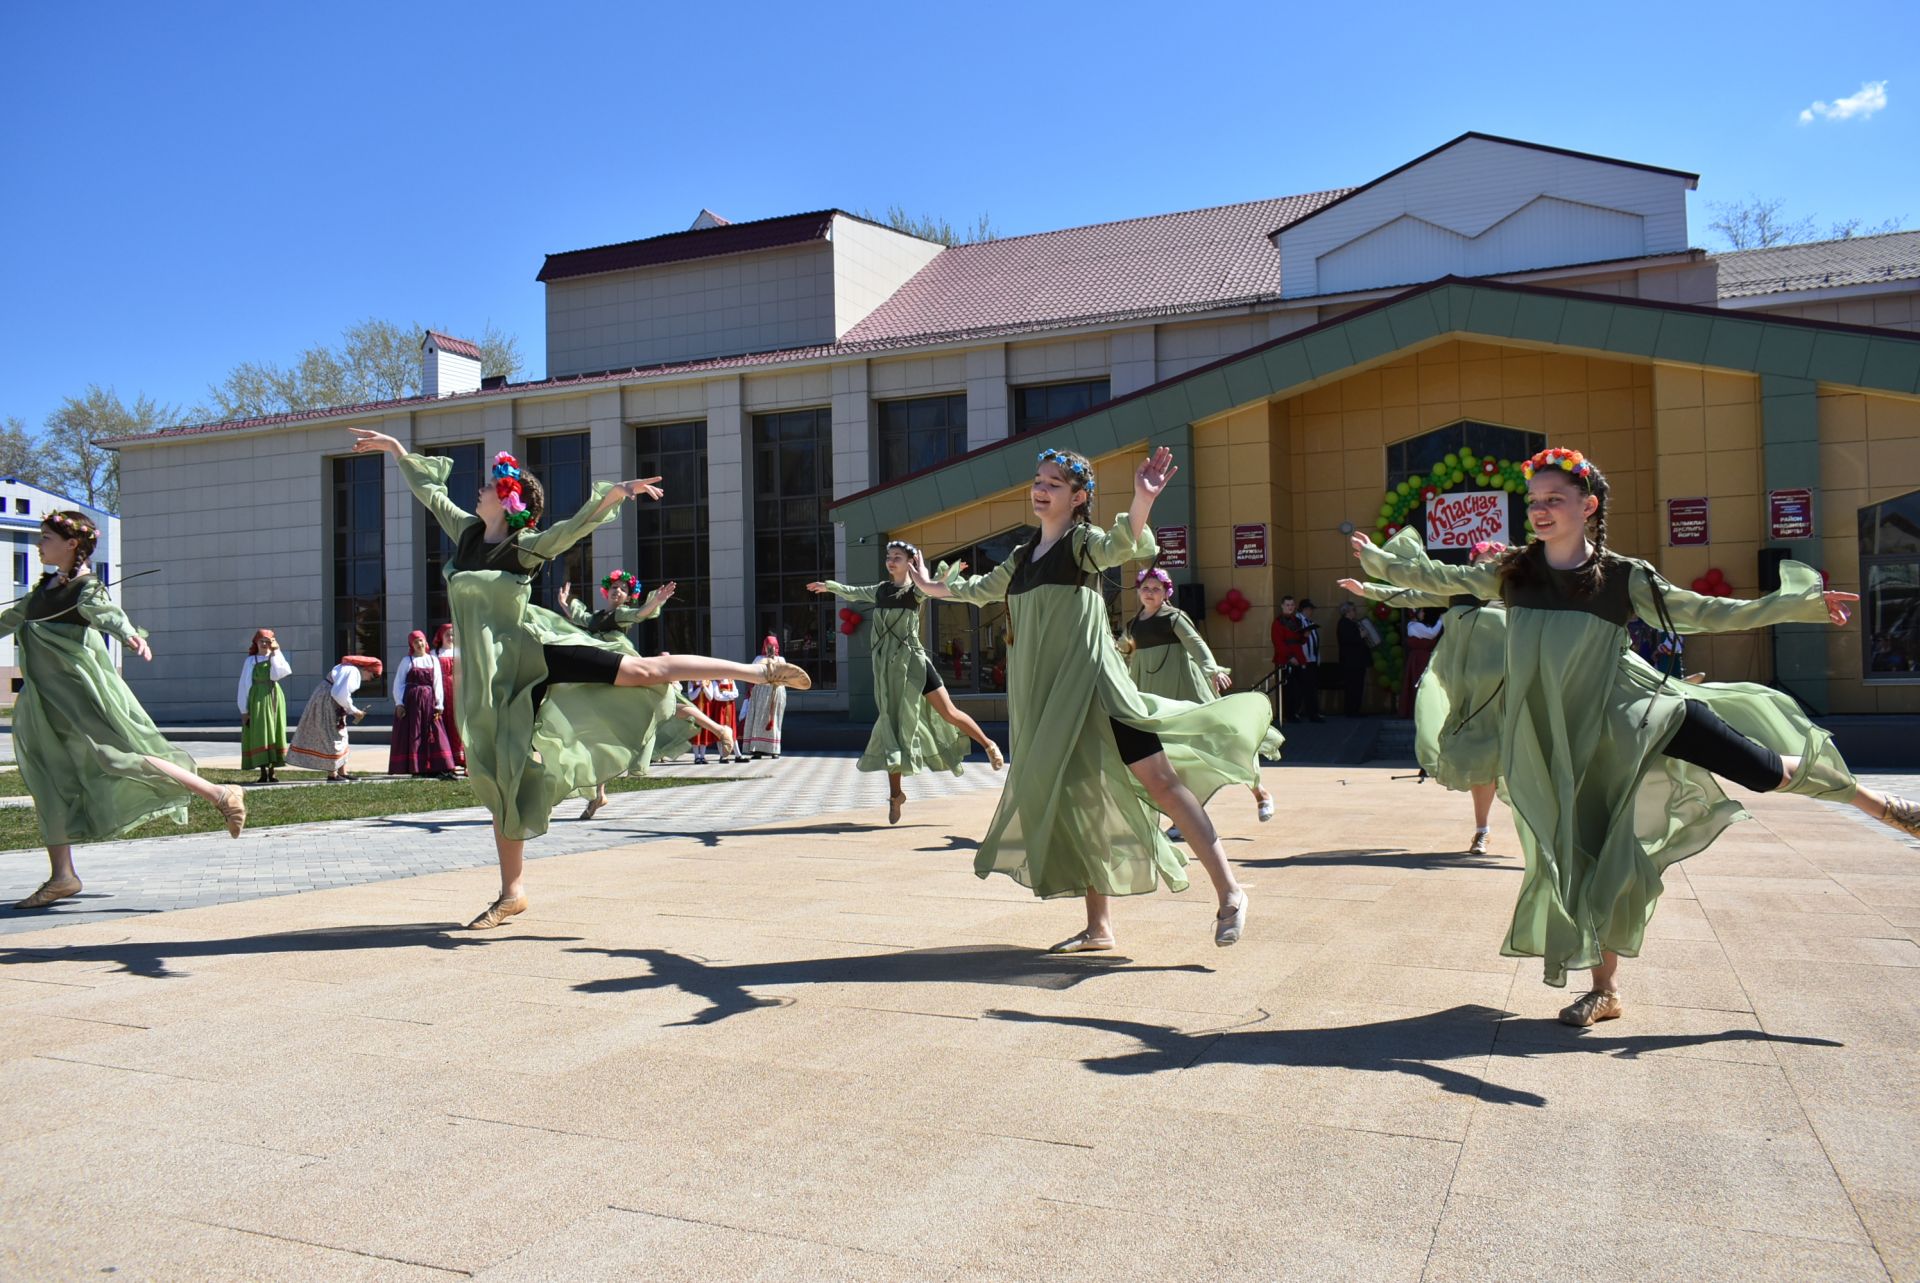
{"left": 1667, "top": 497, "right": 1710, "bottom": 546}
{"left": 1155, "top": 525, "right": 1190, "bottom": 569}
{"left": 1233, "top": 524, "right": 1268, "bottom": 567}
{"left": 1768, "top": 488, "right": 1814, "bottom": 540}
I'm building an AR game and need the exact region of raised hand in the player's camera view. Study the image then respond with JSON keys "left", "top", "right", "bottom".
{"left": 806, "top": 581, "right": 828, "bottom": 594}
{"left": 1336, "top": 578, "right": 1366, "bottom": 594}
{"left": 618, "top": 477, "right": 665, "bottom": 502}
{"left": 557, "top": 582, "right": 573, "bottom": 608}
{"left": 1825, "top": 590, "right": 1860, "bottom": 626}
{"left": 1349, "top": 532, "right": 1375, "bottom": 560}
{"left": 350, "top": 428, "right": 404, "bottom": 457}
{"left": 1135, "top": 446, "right": 1178, "bottom": 499}
{"left": 643, "top": 581, "right": 677, "bottom": 612}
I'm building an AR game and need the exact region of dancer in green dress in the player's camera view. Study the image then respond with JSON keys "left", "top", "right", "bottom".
{"left": 1350, "top": 446, "right": 1920, "bottom": 1025}
{"left": 810, "top": 541, "right": 1005, "bottom": 826}
{"left": 238, "top": 627, "right": 291, "bottom": 782}
{"left": 1122, "top": 566, "right": 1273, "bottom": 828}
{"left": 557, "top": 571, "right": 737, "bottom": 819}
{"left": 909, "top": 446, "right": 1282, "bottom": 951}
{"left": 1339, "top": 538, "right": 1509, "bottom": 854}
{"left": 5, "top": 511, "right": 246, "bottom": 910}
{"left": 350, "top": 429, "right": 814, "bottom": 930}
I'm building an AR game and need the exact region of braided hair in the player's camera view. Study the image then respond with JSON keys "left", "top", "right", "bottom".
{"left": 1498, "top": 449, "right": 1612, "bottom": 598}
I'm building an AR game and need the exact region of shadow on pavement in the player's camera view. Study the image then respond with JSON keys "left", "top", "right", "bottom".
{"left": 568, "top": 944, "right": 1210, "bottom": 1025}
{"left": 985, "top": 1007, "right": 1843, "bottom": 1107}
{"left": 1238, "top": 847, "right": 1510, "bottom": 871}
{"left": 0, "top": 923, "right": 582, "bottom": 980}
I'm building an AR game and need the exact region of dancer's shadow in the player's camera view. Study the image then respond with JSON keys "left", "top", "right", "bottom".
{"left": 0, "top": 923, "right": 581, "bottom": 980}
{"left": 1237, "top": 847, "right": 1509, "bottom": 871}
{"left": 569, "top": 945, "right": 1208, "bottom": 1026}
{"left": 571, "top": 820, "right": 908, "bottom": 850}
{"left": 361, "top": 815, "right": 494, "bottom": 836}
{"left": 987, "top": 1007, "right": 1843, "bottom": 1107}
{"left": 915, "top": 834, "right": 980, "bottom": 854}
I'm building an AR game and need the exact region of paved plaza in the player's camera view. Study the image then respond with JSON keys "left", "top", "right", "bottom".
{"left": 0, "top": 762, "right": 1916, "bottom": 1280}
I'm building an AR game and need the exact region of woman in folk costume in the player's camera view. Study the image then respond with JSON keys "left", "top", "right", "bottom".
{"left": 1122, "top": 566, "right": 1273, "bottom": 830}
{"left": 1350, "top": 446, "right": 1920, "bottom": 1026}
{"left": 432, "top": 623, "right": 464, "bottom": 771}
{"left": 810, "top": 541, "right": 1005, "bottom": 825}
{"left": 557, "top": 571, "right": 736, "bottom": 818}
{"left": 238, "top": 627, "right": 292, "bottom": 782}
{"left": 908, "top": 447, "right": 1282, "bottom": 952}
{"left": 4, "top": 511, "right": 247, "bottom": 910}
{"left": 742, "top": 635, "right": 790, "bottom": 759}
{"left": 1340, "top": 539, "right": 1509, "bottom": 856}
{"left": 691, "top": 678, "right": 742, "bottom": 764}
{"left": 389, "top": 630, "right": 458, "bottom": 777}
{"left": 288, "top": 655, "right": 381, "bottom": 779}
{"left": 350, "top": 429, "right": 811, "bottom": 930}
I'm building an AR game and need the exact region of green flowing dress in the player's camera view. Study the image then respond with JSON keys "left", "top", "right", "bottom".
{"left": 0, "top": 574, "right": 197, "bottom": 845}
{"left": 1357, "top": 528, "right": 1856, "bottom": 985}
{"left": 1124, "top": 605, "right": 1226, "bottom": 704}
{"left": 240, "top": 656, "right": 289, "bottom": 769}
{"left": 559, "top": 594, "right": 698, "bottom": 763}
{"left": 942, "top": 515, "right": 1283, "bottom": 898}
{"left": 1349, "top": 577, "right": 1505, "bottom": 792}
{"left": 399, "top": 453, "right": 677, "bottom": 840}
{"left": 819, "top": 578, "right": 969, "bottom": 778}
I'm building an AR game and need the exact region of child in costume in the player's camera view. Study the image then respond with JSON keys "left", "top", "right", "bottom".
{"left": 238, "top": 627, "right": 292, "bottom": 782}
{"left": 432, "top": 623, "right": 464, "bottom": 771}
{"left": 742, "top": 635, "right": 789, "bottom": 758}
{"left": 389, "top": 629, "right": 458, "bottom": 777}
{"left": 288, "top": 655, "right": 380, "bottom": 779}
{"left": 810, "top": 540, "right": 1006, "bottom": 825}
{"left": 1122, "top": 566, "right": 1273, "bottom": 829}
{"left": 1350, "top": 446, "right": 1920, "bottom": 1025}
{"left": 350, "top": 428, "right": 810, "bottom": 930}
{"left": 1340, "top": 539, "right": 1508, "bottom": 855}
{"left": 4, "top": 511, "right": 246, "bottom": 910}
{"left": 909, "top": 446, "right": 1281, "bottom": 951}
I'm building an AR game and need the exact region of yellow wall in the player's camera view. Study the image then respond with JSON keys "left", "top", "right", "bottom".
{"left": 1820, "top": 389, "right": 1920, "bottom": 712}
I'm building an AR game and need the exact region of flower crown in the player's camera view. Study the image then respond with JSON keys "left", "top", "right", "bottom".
{"left": 492, "top": 452, "right": 534, "bottom": 530}
{"left": 43, "top": 511, "right": 98, "bottom": 545}
{"left": 1521, "top": 448, "right": 1594, "bottom": 484}
{"left": 885, "top": 539, "right": 921, "bottom": 559}
{"left": 600, "top": 569, "right": 640, "bottom": 598}
{"left": 1036, "top": 448, "right": 1095, "bottom": 494}
{"left": 1136, "top": 567, "right": 1173, "bottom": 589}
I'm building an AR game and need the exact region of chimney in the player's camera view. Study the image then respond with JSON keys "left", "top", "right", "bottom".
{"left": 421, "top": 331, "right": 483, "bottom": 398}
{"left": 689, "top": 208, "right": 731, "bottom": 230}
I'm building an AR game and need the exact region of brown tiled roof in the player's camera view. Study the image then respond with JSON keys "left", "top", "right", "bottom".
{"left": 536, "top": 210, "right": 843, "bottom": 283}
{"left": 1715, "top": 229, "right": 1920, "bottom": 299}
{"left": 423, "top": 330, "right": 482, "bottom": 359}
{"left": 842, "top": 191, "right": 1348, "bottom": 346}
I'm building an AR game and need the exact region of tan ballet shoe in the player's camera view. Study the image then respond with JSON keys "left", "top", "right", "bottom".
{"left": 14, "top": 877, "right": 82, "bottom": 910}
{"left": 1879, "top": 796, "right": 1920, "bottom": 839}
{"left": 1467, "top": 828, "right": 1491, "bottom": 856}
{"left": 888, "top": 791, "right": 906, "bottom": 825}
{"left": 1048, "top": 931, "right": 1116, "bottom": 954}
{"left": 580, "top": 796, "right": 606, "bottom": 822}
{"left": 719, "top": 731, "right": 739, "bottom": 759}
{"left": 1214, "top": 891, "right": 1249, "bottom": 947}
{"left": 759, "top": 657, "right": 813, "bottom": 691}
{"left": 215, "top": 785, "right": 247, "bottom": 838}
{"left": 986, "top": 741, "right": 1006, "bottom": 771}
{"left": 1558, "top": 989, "right": 1623, "bottom": 1027}
{"left": 464, "top": 895, "right": 528, "bottom": 930}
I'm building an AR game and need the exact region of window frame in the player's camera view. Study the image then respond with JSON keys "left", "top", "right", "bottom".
{"left": 875, "top": 391, "right": 968, "bottom": 483}
{"left": 1011, "top": 378, "right": 1111, "bottom": 436}
{"left": 1859, "top": 489, "right": 1920, "bottom": 685}
{"left": 752, "top": 407, "right": 835, "bottom": 689}
{"left": 632, "top": 419, "right": 712, "bottom": 657}
{"left": 329, "top": 453, "right": 387, "bottom": 698}
{"left": 420, "top": 442, "right": 483, "bottom": 632}
{"left": 522, "top": 431, "right": 593, "bottom": 614}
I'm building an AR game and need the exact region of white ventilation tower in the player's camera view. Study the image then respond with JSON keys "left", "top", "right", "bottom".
{"left": 421, "top": 331, "right": 483, "bottom": 398}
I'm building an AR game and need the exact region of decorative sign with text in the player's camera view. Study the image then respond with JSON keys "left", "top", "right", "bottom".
{"left": 1424, "top": 490, "right": 1511, "bottom": 549}
{"left": 1667, "top": 497, "right": 1710, "bottom": 546}
{"left": 1768, "top": 488, "right": 1814, "bottom": 541}
{"left": 1233, "top": 524, "right": 1268, "bottom": 567}
{"left": 1155, "top": 525, "right": 1190, "bottom": 569}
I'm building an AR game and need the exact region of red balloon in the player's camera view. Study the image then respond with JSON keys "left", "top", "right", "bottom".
{"left": 1691, "top": 577, "right": 1711, "bottom": 593}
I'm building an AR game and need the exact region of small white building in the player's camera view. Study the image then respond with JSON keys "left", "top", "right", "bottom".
{"left": 0, "top": 478, "right": 123, "bottom": 691}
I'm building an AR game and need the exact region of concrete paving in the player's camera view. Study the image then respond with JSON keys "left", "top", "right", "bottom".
{"left": 0, "top": 765, "right": 1916, "bottom": 1280}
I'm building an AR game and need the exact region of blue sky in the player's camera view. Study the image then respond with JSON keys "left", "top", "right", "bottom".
{"left": 2, "top": 0, "right": 1915, "bottom": 429}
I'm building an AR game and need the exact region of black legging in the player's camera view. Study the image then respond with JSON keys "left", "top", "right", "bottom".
{"left": 1662, "top": 700, "right": 1784, "bottom": 794}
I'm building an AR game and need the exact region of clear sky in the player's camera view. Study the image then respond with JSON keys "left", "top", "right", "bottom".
{"left": 2, "top": 0, "right": 1915, "bottom": 430}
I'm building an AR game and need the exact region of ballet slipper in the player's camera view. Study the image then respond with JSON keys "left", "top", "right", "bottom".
{"left": 580, "top": 796, "right": 606, "bottom": 822}
{"left": 214, "top": 785, "right": 247, "bottom": 838}
{"left": 759, "top": 657, "right": 813, "bottom": 691}
{"left": 1048, "top": 931, "right": 1115, "bottom": 954}
{"left": 986, "top": 741, "right": 1006, "bottom": 771}
{"left": 1214, "top": 891, "right": 1249, "bottom": 947}
{"left": 888, "top": 791, "right": 906, "bottom": 825}
{"left": 1468, "top": 828, "right": 1491, "bottom": 856}
{"left": 1878, "top": 796, "right": 1920, "bottom": 840}
{"left": 464, "top": 895, "right": 528, "bottom": 930}
{"left": 14, "top": 877, "right": 82, "bottom": 910}
{"left": 1255, "top": 789, "right": 1274, "bottom": 822}
{"left": 1558, "top": 989, "right": 1623, "bottom": 1027}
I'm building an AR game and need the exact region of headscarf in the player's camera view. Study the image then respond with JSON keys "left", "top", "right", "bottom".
{"left": 248, "top": 628, "right": 277, "bottom": 656}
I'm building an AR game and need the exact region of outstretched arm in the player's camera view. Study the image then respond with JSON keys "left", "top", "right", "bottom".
{"left": 906, "top": 551, "right": 1014, "bottom": 606}
{"left": 808, "top": 580, "right": 880, "bottom": 603}
{"left": 1336, "top": 577, "right": 1455, "bottom": 610}
{"left": 354, "top": 429, "right": 477, "bottom": 540}
{"left": 1631, "top": 562, "right": 1852, "bottom": 633}
{"left": 1349, "top": 531, "right": 1500, "bottom": 599}
{"left": 522, "top": 477, "right": 663, "bottom": 561}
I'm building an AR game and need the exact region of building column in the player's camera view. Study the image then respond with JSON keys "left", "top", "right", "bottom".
{"left": 381, "top": 410, "right": 419, "bottom": 660}
{"left": 586, "top": 388, "right": 629, "bottom": 586}
{"left": 1761, "top": 374, "right": 1827, "bottom": 709}
{"left": 1110, "top": 325, "right": 1158, "bottom": 396}
{"left": 830, "top": 361, "right": 872, "bottom": 709}
{"left": 706, "top": 376, "right": 750, "bottom": 662}
{"left": 966, "top": 345, "right": 1009, "bottom": 450}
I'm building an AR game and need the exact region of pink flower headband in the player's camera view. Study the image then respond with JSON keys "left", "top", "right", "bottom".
{"left": 1469, "top": 541, "right": 1507, "bottom": 564}
{"left": 1135, "top": 567, "right": 1173, "bottom": 590}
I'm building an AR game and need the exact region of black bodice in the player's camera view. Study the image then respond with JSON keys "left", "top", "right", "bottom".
{"left": 449, "top": 522, "right": 543, "bottom": 578}
{"left": 1128, "top": 609, "right": 1180, "bottom": 649}
{"left": 1501, "top": 548, "right": 1635, "bottom": 626}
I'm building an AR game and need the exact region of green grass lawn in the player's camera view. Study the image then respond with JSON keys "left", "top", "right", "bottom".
{"left": 0, "top": 771, "right": 716, "bottom": 852}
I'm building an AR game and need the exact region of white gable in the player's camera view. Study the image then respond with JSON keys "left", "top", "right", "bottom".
{"left": 1276, "top": 135, "right": 1697, "bottom": 299}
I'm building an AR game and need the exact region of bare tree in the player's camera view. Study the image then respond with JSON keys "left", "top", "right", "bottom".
{"left": 42, "top": 387, "right": 182, "bottom": 511}
{"left": 208, "top": 317, "right": 526, "bottom": 418}
{"left": 0, "top": 416, "right": 51, "bottom": 487}
{"left": 860, "top": 205, "right": 999, "bottom": 247}
{"left": 1709, "top": 195, "right": 1908, "bottom": 249}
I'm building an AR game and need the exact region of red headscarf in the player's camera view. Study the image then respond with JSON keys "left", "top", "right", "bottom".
{"left": 432, "top": 623, "right": 455, "bottom": 651}
{"left": 248, "top": 628, "right": 277, "bottom": 656}
{"left": 341, "top": 655, "right": 384, "bottom": 677}
{"left": 762, "top": 635, "right": 780, "bottom": 657}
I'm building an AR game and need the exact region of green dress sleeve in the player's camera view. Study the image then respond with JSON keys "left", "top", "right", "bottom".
{"left": 1350, "top": 580, "right": 1455, "bottom": 610}
{"left": 523, "top": 482, "right": 622, "bottom": 561}
{"left": 820, "top": 581, "right": 882, "bottom": 603}
{"left": 396, "top": 451, "right": 478, "bottom": 539}
{"left": 1171, "top": 610, "right": 1226, "bottom": 680}
{"left": 624, "top": 599, "right": 660, "bottom": 625}
{"left": 1081, "top": 513, "right": 1159, "bottom": 570}
{"left": 943, "top": 559, "right": 1017, "bottom": 607}
{"left": 563, "top": 596, "right": 594, "bottom": 627}
{"left": 1629, "top": 561, "right": 1832, "bottom": 633}
{"left": 0, "top": 593, "right": 28, "bottom": 642}
{"left": 1355, "top": 529, "right": 1502, "bottom": 599}
{"left": 75, "top": 579, "right": 146, "bottom": 643}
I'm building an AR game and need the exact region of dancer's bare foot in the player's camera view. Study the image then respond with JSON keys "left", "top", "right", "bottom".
{"left": 14, "top": 877, "right": 82, "bottom": 910}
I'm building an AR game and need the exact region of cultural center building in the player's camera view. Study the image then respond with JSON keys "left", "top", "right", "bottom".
{"left": 109, "top": 133, "right": 1920, "bottom": 722}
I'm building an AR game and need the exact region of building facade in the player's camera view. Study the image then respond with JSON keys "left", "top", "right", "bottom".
{"left": 109, "top": 133, "right": 1920, "bottom": 721}
{"left": 0, "top": 477, "right": 123, "bottom": 691}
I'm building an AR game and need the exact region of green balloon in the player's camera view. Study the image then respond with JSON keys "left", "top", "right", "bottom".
{"left": 1449, "top": 469, "right": 1465, "bottom": 484}
{"left": 1379, "top": 502, "right": 1394, "bottom": 517}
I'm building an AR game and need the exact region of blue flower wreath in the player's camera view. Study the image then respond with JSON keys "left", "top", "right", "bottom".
{"left": 1036, "top": 448, "right": 1095, "bottom": 494}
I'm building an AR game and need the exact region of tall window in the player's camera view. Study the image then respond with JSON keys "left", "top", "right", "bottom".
{"left": 12, "top": 550, "right": 26, "bottom": 585}
{"left": 753, "top": 407, "right": 834, "bottom": 688}
{"left": 927, "top": 528, "right": 1027, "bottom": 694}
{"left": 633, "top": 420, "right": 710, "bottom": 655}
{"left": 1385, "top": 420, "right": 1545, "bottom": 559}
{"left": 421, "top": 443, "right": 482, "bottom": 631}
{"left": 331, "top": 454, "right": 386, "bottom": 696}
{"left": 1013, "top": 378, "right": 1110, "bottom": 435}
{"left": 1861, "top": 489, "right": 1920, "bottom": 681}
{"left": 877, "top": 393, "right": 967, "bottom": 482}
{"left": 523, "top": 432, "right": 591, "bottom": 611}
